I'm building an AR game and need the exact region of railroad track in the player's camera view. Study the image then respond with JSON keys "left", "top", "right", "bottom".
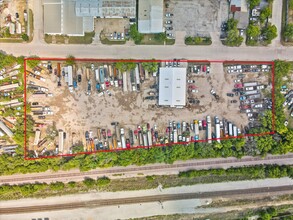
{"left": 1, "top": 185, "right": 293, "bottom": 215}
{"left": 1, "top": 154, "right": 293, "bottom": 184}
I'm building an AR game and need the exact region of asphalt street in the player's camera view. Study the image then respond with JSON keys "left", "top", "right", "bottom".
{"left": 0, "top": 0, "right": 290, "bottom": 61}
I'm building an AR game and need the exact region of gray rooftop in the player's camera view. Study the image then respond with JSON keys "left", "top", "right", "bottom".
{"left": 159, "top": 67, "right": 187, "bottom": 107}
{"left": 138, "top": 0, "right": 163, "bottom": 33}
{"left": 43, "top": 1, "right": 62, "bottom": 34}
{"left": 235, "top": 11, "right": 249, "bottom": 29}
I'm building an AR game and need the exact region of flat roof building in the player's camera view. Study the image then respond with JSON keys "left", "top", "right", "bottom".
{"left": 138, "top": 0, "right": 163, "bottom": 33}
{"left": 158, "top": 67, "right": 187, "bottom": 107}
{"left": 44, "top": 0, "right": 136, "bottom": 35}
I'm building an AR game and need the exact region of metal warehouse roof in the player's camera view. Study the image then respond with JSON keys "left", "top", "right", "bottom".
{"left": 43, "top": 0, "right": 62, "bottom": 34}
{"left": 75, "top": 0, "right": 100, "bottom": 17}
{"left": 63, "top": 0, "right": 84, "bottom": 35}
{"left": 138, "top": 0, "right": 163, "bottom": 33}
{"left": 159, "top": 67, "right": 187, "bottom": 107}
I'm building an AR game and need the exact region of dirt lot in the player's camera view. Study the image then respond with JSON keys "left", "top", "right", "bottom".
{"left": 95, "top": 18, "right": 129, "bottom": 40}
{"left": 166, "top": 0, "right": 229, "bottom": 36}
{"left": 26, "top": 61, "right": 273, "bottom": 155}
{"left": 0, "top": 0, "right": 26, "bottom": 29}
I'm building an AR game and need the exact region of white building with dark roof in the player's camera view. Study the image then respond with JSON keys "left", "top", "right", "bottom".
{"left": 158, "top": 67, "right": 187, "bottom": 107}
{"left": 138, "top": 0, "right": 163, "bottom": 33}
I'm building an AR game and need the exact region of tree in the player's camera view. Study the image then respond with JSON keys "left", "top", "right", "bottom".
{"left": 26, "top": 56, "right": 40, "bottom": 68}
{"left": 247, "top": 0, "right": 261, "bottom": 9}
{"left": 115, "top": 61, "right": 136, "bottom": 72}
{"left": 290, "top": 0, "right": 293, "bottom": 10}
{"left": 260, "top": 7, "right": 272, "bottom": 23}
{"left": 129, "top": 24, "right": 143, "bottom": 44}
{"left": 284, "top": 23, "right": 293, "bottom": 40}
{"left": 246, "top": 24, "right": 261, "bottom": 38}
{"left": 96, "top": 176, "right": 111, "bottom": 187}
{"left": 65, "top": 55, "right": 75, "bottom": 66}
{"left": 83, "top": 177, "right": 96, "bottom": 188}
{"left": 226, "top": 29, "right": 244, "bottom": 46}
{"left": 227, "top": 18, "right": 238, "bottom": 31}
{"left": 49, "top": 182, "right": 65, "bottom": 191}
{"left": 185, "top": 36, "right": 193, "bottom": 44}
{"left": 21, "top": 34, "right": 29, "bottom": 41}
{"left": 194, "top": 36, "right": 202, "bottom": 44}
{"left": 262, "top": 24, "right": 277, "bottom": 43}
{"left": 141, "top": 60, "right": 158, "bottom": 73}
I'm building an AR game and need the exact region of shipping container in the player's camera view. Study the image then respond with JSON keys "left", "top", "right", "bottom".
{"left": 95, "top": 69, "right": 100, "bottom": 82}
{"left": 233, "top": 125, "right": 238, "bottom": 137}
{"left": 58, "top": 130, "right": 64, "bottom": 153}
{"left": 122, "top": 72, "right": 127, "bottom": 92}
{"left": 99, "top": 66, "right": 104, "bottom": 83}
{"left": 67, "top": 66, "right": 73, "bottom": 92}
{"left": 228, "top": 122, "right": 233, "bottom": 136}
{"left": 33, "top": 129, "right": 41, "bottom": 146}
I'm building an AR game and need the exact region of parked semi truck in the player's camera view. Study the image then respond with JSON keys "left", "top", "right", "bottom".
{"left": 214, "top": 117, "right": 221, "bottom": 143}
{"left": 243, "top": 82, "right": 258, "bottom": 87}
{"left": 147, "top": 130, "right": 152, "bottom": 146}
{"left": 194, "top": 120, "right": 199, "bottom": 141}
{"left": 67, "top": 66, "right": 73, "bottom": 93}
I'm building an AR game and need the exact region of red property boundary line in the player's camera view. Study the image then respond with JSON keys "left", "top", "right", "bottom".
{"left": 23, "top": 58, "right": 275, "bottom": 160}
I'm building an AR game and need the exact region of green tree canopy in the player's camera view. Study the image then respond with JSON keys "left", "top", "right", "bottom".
{"left": 248, "top": 0, "right": 261, "bottom": 9}
{"left": 115, "top": 61, "right": 136, "bottom": 72}
{"left": 65, "top": 55, "right": 75, "bottom": 66}
{"left": 262, "top": 24, "right": 278, "bottom": 43}
{"left": 246, "top": 24, "right": 261, "bottom": 38}
{"left": 129, "top": 24, "right": 143, "bottom": 44}
{"left": 260, "top": 7, "right": 272, "bottom": 23}
{"left": 284, "top": 23, "right": 293, "bottom": 40}
{"left": 227, "top": 18, "right": 238, "bottom": 31}
{"left": 26, "top": 56, "right": 41, "bottom": 69}
{"left": 141, "top": 60, "right": 158, "bottom": 73}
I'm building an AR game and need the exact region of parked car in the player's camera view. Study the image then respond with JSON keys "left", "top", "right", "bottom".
{"left": 165, "top": 20, "right": 172, "bottom": 24}
{"left": 234, "top": 83, "right": 243, "bottom": 88}
{"left": 227, "top": 93, "right": 234, "bottom": 97}
{"left": 230, "top": 100, "right": 237, "bottom": 103}
{"left": 78, "top": 74, "right": 82, "bottom": 82}
{"left": 166, "top": 27, "right": 173, "bottom": 30}
{"left": 165, "top": 13, "right": 174, "bottom": 17}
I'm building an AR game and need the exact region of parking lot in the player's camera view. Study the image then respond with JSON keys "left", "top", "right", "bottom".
{"left": 95, "top": 18, "right": 129, "bottom": 41}
{"left": 165, "top": 0, "right": 229, "bottom": 37}
{"left": 26, "top": 60, "right": 272, "bottom": 157}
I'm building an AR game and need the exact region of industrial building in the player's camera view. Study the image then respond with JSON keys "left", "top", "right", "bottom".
{"left": 138, "top": 0, "right": 163, "bottom": 33}
{"left": 158, "top": 67, "right": 187, "bottom": 107}
{"left": 43, "top": 0, "right": 136, "bottom": 36}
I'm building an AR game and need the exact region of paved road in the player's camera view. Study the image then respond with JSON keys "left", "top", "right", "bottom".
{"left": 1, "top": 154, "right": 293, "bottom": 184}
{"left": 0, "top": 0, "right": 290, "bottom": 61}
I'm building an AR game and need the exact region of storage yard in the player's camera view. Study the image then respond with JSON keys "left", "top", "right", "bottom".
{"left": 0, "top": 61, "right": 23, "bottom": 155}
{"left": 26, "top": 59, "right": 273, "bottom": 158}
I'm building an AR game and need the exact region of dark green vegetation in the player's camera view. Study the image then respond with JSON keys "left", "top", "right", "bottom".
{"left": 1, "top": 164, "right": 293, "bottom": 200}
{"left": 141, "top": 61, "right": 159, "bottom": 73}
{"left": 0, "top": 177, "right": 111, "bottom": 200}
{"left": 222, "top": 18, "right": 244, "bottom": 46}
{"left": 281, "top": 0, "right": 293, "bottom": 45}
{"left": 247, "top": 0, "right": 261, "bottom": 10}
{"left": 129, "top": 24, "right": 143, "bottom": 44}
{"left": 115, "top": 61, "right": 136, "bottom": 72}
{"left": 129, "top": 24, "right": 174, "bottom": 45}
{"left": 65, "top": 55, "right": 76, "bottom": 66}
{"left": 185, "top": 36, "right": 212, "bottom": 45}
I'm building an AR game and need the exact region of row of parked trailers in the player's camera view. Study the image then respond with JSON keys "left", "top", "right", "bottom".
{"left": 93, "top": 64, "right": 147, "bottom": 92}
